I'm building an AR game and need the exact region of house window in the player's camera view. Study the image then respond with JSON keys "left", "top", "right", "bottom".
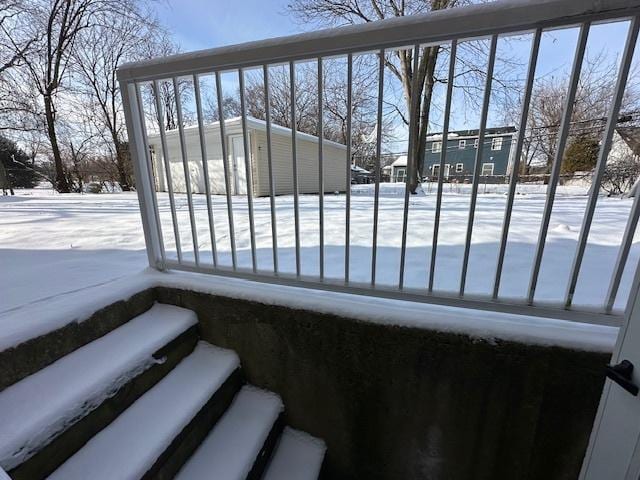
{"left": 433, "top": 164, "right": 451, "bottom": 178}
{"left": 458, "top": 140, "right": 466, "bottom": 149}
{"left": 432, "top": 141, "right": 442, "bottom": 153}
{"left": 456, "top": 163, "right": 464, "bottom": 173}
{"left": 395, "top": 167, "right": 406, "bottom": 183}
{"left": 481, "top": 163, "right": 494, "bottom": 175}
{"left": 491, "top": 137, "right": 503, "bottom": 151}
{"left": 474, "top": 138, "right": 479, "bottom": 148}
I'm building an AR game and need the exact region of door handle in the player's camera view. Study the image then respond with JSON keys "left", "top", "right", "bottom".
{"left": 605, "top": 360, "right": 639, "bottom": 396}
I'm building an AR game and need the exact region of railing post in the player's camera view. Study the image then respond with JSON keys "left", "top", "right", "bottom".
{"left": 120, "top": 80, "right": 165, "bottom": 270}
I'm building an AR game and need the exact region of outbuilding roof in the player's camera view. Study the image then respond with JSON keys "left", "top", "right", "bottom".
{"left": 148, "top": 116, "right": 347, "bottom": 150}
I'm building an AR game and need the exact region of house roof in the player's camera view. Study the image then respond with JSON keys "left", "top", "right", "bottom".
{"left": 351, "top": 165, "right": 371, "bottom": 173}
{"left": 426, "top": 126, "right": 516, "bottom": 141}
{"left": 616, "top": 127, "right": 640, "bottom": 156}
{"left": 391, "top": 155, "right": 407, "bottom": 167}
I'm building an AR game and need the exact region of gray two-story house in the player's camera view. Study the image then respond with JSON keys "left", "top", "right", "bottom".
{"left": 423, "top": 126, "right": 516, "bottom": 180}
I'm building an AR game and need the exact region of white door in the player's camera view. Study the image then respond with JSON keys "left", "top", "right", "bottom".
{"left": 230, "top": 135, "right": 247, "bottom": 195}
{"left": 580, "top": 267, "right": 640, "bottom": 479}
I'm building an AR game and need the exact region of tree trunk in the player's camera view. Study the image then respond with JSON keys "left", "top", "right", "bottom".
{"left": 44, "top": 93, "right": 70, "bottom": 193}
{"left": 408, "top": 46, "right": 439, "bottom": 194}
{"left": 114, "top": 140, "right": 132, "bottom": 191}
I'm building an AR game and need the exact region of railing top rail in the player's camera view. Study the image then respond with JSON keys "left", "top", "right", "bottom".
{"left": 117, "top": 0, "right": 640, "bottom": 82}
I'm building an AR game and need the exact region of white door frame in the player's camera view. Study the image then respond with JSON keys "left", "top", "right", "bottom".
{"left": 580, "top": 260, "right": 640, "bottom": 479}
{"left": 229, "top": 134, "right": 248, "bottom": 195}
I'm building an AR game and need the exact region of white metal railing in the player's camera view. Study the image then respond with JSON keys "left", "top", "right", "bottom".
{"left": 118, "top": 0, "right": 640, "bottom": 325}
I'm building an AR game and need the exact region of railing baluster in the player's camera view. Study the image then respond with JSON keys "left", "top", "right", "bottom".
{"left": 428, "top": 39, "right": 457, "bottom": 292}
{"left": 607, "top": 195, "right": 640, "bottom": 313}
{"left": 173, "top": 77, "right": 200, "bottom": 266}
{"left": 565, "top": 18, "right": 640, "bottom": 308}
{"left": 153, "top": 79, "right": 183, "bottom": 263}
{"left": 290, "top": 61, "right": 302, "bottom": 277}
{"left": 215, "top": 71, "right": 238, "bottom": 270}
{"left": 238, "top": 68, "right": 258, "bottom": 272}
{"left": 263, "top": 64, "right": 279, "bottom": 274}
{"left": 459, "top": 34, "right": 498, "bottom": 296}
{"left": 399, "top": 44, "right": 421, "bottom": 289}
{"left": 318, "top": 57, "right": 325, "bottom": 280}
{"left": 527, "top": 23, "right": 590, "bottom": 305}
{"left": 492, "top": 29, "right": 541, "bottom": 299}
{"left": 345, "top": 54, "right": 353, "bottom": 284}
{"left": 371, "top": 49, "right": 385, "bottom": 286}
{"left": 132, "top": 81, "right": 165, "bottom": 267}
{"left": 193, "top": 74, "right": 218, "bottom": 267}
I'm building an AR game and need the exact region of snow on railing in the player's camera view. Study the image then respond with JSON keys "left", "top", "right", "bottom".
{"left": 118, "top": 0, "right": 640, "bottom": 325}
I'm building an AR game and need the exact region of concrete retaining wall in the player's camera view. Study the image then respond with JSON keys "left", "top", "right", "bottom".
{"left": 155, "top": 287, "right": 608, "bottom": 480}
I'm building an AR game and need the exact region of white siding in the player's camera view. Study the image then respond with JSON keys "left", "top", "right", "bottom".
{"left": 252, "top": 129, "right": 348, "bottom": 196}
{"left": 147, "top": 118, "right": 347, "bottom": 197}
{"left": 148, "top": 122, "right": 247, "bottom": 195}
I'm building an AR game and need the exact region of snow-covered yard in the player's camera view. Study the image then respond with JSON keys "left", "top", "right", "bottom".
{"left": 2, "top": 182, "right": 638, "bottom": 315}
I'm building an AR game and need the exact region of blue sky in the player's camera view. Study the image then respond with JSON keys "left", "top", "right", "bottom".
{"left": 153, "top": 0, "right": 303, "bottom": 52}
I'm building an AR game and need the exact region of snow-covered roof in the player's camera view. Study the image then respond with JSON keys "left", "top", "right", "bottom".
{"left": 351, "top": 165, "right": 370, "bottom": 173}
{"left": 425, "top": 126, "right": 516, "bottom": 142}
{"left": 391, "top": 155, "right": 407, "bottom": 167}
{"left": 149, "top": 116, "right": 347, "bottom": 150}
{"left": 426, "top": 132, "right": 458, "bottom": 141}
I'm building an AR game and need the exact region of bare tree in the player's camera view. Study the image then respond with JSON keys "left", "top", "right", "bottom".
{"left": 508, "top": 53, "right": 640, "bottom": 174}
{"left": 203, "top": 93, "right": 240, "bottom": 123}
{"left": 0, "top": 1, "right": 37, "bottom": 75}
{"left": 603, "top": 154, "right": 640, "bottom": 196}
{"left": 9, "top": 0, "right": 145, "bottom": 192}
{"left": 73, "top": 9, "right": 160, "bottom": 190}
{"left": 242, "top": 59, "right": 392, "bottom": 167}
{"left": 287, "top": 0, "right": 514, "bottom": 192}
{"left": 138, "top": 31, "right": 195, "bottom": 132}
{"left": 0, "top": 2, "right": 43, "bottom": 134}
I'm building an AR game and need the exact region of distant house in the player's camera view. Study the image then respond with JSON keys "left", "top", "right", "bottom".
{"left": 351, "top": 164, "right": 373, "bottom": 184}
{"left": 611, "top": 126, "right": 640, "bottom": 161}
{"left": 147, "top": 116, "right": 348, "bottom": 197}
{"left": 423, "top": 126, "right": 516, "bottom": 179}
{"left": 388, "top": 155, "right": 408, "bottom": 183}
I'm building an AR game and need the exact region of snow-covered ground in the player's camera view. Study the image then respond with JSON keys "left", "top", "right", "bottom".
{"left": 1, "top": 182, "right": 638, "bottom": 316}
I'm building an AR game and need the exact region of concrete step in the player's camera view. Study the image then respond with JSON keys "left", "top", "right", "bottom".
{"left": 175, "top": 386, "right": 284, "bottom": 480}
{"left": 0, "top": 303, "right": 198, "bottom": 479}
{"left": 48, "top": 341, "right": 241, "bottom": 480}
{"left": 262, "top": 427, "right": 326, "bottom": 480}
{"left": 0, "top": 289, "right": 155, "bottom": 392}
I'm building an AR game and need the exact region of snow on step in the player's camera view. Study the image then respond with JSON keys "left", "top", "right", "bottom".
{"left": 263, "top": 427, "right": 326, "bottom": 480}
{"left": 0, "top": 303, "right": 197, "bottom": 471}
{"left": 175, "top": 386, "right": 283, "bottom": 480}
{"left": 48, "top": 342, "right": 239, "bottom": 480}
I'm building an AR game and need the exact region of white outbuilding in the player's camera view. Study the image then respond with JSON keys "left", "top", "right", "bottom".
{"left": 147, "top": 116, "right": 348, "bottom": 197}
